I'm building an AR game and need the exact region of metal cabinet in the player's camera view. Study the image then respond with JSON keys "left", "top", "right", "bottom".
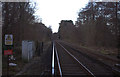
{"left": 22, "top": 40, "right": 36, "bottom": 61}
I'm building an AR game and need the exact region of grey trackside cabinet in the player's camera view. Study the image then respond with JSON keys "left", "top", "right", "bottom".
{"left": 22, "top": 40, "right": 36, "bottom": 61}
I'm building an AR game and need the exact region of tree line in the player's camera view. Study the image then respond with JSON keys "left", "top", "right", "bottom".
{"left": 2, "top": 2, "right": 52, "bottom": 46}
{"left": 76, "top": 2, "right": 120, "bottom": 47}
{"left": 58, "top": 2, "right": 120, "bottom": 48}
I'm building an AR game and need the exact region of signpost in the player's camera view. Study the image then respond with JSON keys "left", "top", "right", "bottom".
{"left": 4, "top": 34, "right": 13, "bottom": 76}
{"left": 4, "top": 50, "right": 13, "bottom": 55}
{"left": 5, "top": 34, "right": 13, "bottom": 45}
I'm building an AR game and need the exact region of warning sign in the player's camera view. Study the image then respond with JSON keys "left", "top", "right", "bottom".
{"left": 4, "top": 50, "right": 13, "bottom": 55}
{"left": 5, "top": 34, "right": 13, "bottom": 45}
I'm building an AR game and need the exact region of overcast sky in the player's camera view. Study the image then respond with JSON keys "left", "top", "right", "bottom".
{"left": 33, "top": 0, "right": 89, "bottom": 33}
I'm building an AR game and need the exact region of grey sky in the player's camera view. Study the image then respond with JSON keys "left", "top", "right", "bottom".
{"left": 33, "top": 0, "right": 89, "bottom": 33}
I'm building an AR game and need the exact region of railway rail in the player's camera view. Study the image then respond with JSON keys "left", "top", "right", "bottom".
{"left": 60, "top": 40, "right": 120, "bottom": 64}
{"left": 58, "top": 41, "right": 120, "bottom": 76}
{"left": 51, "top": 41, "right": 117, "bottom": 77}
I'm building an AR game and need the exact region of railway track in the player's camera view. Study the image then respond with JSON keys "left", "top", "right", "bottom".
{"left": 53, "top": 41, "right": 115, "bottom": 77}
{"left": 58, "top": 41, "right": 120, "bottom": 76}
{"left": 60, "top": 40, "right": 120, "bottom": 64}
